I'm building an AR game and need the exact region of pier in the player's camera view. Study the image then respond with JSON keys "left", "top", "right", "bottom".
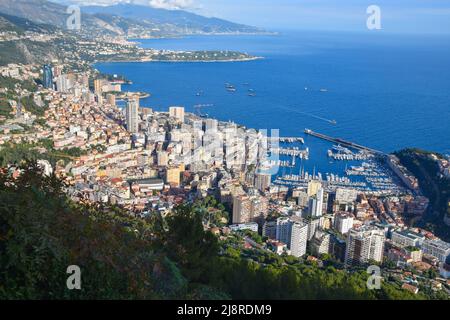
{"left": 279, "top": 137, "right": 305, "bottom": 144}
{"left": 270, "top": 147, "right": 309, "bottom": 159}
{"left": 304, "top": 129, "right": 385, "bottom": 155}
{"left": 268, "top": 137, "right": 304, "bottom": 144}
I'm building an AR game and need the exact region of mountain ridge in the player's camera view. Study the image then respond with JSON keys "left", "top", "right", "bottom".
{"left": 82, "top": 3, "right": 265, "bottom": 35}
{"left": 0, "top": 0, "right": 266, "bottom": 38}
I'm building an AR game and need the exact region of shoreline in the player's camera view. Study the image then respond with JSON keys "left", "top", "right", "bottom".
{"left": 128, "top": 31, "right": 279, "bottom": 42}
{"left": 95, "top": 56, "right": 264, "bottom": 64}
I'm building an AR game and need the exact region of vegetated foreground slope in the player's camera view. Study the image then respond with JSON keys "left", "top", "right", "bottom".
{"left": 0, "top": 162, "right": 423, "bottom": 300}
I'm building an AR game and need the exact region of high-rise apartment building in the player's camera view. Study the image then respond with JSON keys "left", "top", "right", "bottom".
{"left": 169, "top": 106, "right": 185, "bottom": 123}
{"left": 307, "top": 180, "right": 322, "bottom": 197}
{"left": 421, "top": 239, "right": 450, "bottom": 263}
{"left": 311, "top": 230, "right": 332, "bottom": 257}
{"left": 126, "top": 96, "right": 140, "bottom": 134}
{"left": 345, "top": 226, "right": 385, "bottom": 266}
{"left": 43, "top": 64, "right": 53, "bottom": 89}
{"left": 106, "top": 94, "right": 116, "bottom": 107}
{"left": 232, "top": 195, "right": 251, "bottom": 224}
{"left": 334, "top": 212, "right": 354, "bottom": 235}
{"left": 204, "top": 118, "right": 218, "bottom": 132}
{"left": 308, "top": 188, "right": 324, "bottom": 217}
{"left": 254, "top": 172, "right": 271, "bottom": 192}
{"left": 276, "top": 217, "right": 308, "bottom": 258}
{"left": 94, "top": 79, "right": 104, "bottom": 94}
{"left": 232, "top": 194, "right": 268, "bottom": 224}
{"left": 290, "top": 221, "right": 308, "bottom": 258}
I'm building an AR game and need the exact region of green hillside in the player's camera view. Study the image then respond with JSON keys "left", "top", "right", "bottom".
{"left": 0, "top": 162, "right": 429, "bottom": 300}
{"left": 396, "top": 149, "right": 450, "bottom": 242}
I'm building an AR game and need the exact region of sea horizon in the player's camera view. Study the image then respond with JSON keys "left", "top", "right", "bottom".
{"left": 96, "top": 31, "right": 450, "bottom": 157}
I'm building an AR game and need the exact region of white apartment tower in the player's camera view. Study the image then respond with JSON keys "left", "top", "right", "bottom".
{"left": 126, "top": 96, "right": 140, "bottom": 134}
{"left": 345, "top": 226, "right": 385, "bottom": 266}
{"left": 276, "top": 217, "right": 308, "bottom": 258}
{"left": 334, "top": 212, "right": 354, "bottom": 235}
{"left": 308, "top": 187, "right": 324, "bottom": 218}
{"left": 290, "top": 221, "right": 308, "bottom": 258}
{"left": 276, "top": 217, "right": 292, "bottom": 246}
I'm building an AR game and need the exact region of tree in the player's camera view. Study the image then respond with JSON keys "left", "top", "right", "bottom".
{"left": 160, "top": 205, "right": 219, "bottom": 284}
{"left": 0, "top": 162, "right": 183, "bottom": 299}
{"left": 0, "top": 162, "right": 438, "bottom": 301}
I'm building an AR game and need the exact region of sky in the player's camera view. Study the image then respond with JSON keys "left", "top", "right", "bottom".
{"left": 57, "top": 0, "right": 450, "bottom": 34}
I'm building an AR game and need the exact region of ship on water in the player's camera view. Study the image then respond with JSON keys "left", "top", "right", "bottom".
{"left": 225, "top": 83, "right": 236, "bottom": 92}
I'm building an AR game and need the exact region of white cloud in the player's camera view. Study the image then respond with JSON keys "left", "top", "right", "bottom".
{"left": 58, "top": 0, "right": 196, "bottom": 10}
{"left": 147, "top": 0, "right": 195, "bottom": 10}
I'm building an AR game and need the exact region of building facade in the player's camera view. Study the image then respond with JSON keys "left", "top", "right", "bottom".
{"left": 345, "top": 226, "right": 385, "bottom": 266}
{"left": 126, "top": 96, "right": 140, "bottom": 134}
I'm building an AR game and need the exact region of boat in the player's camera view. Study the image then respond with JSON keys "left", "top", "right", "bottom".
{"left": 332, "top": 144, "right": 351, "bottom": 154}
{"left": 225, "top": 83, "right": 236, "bottom": 92}
{"left": 320, "top": 88, "right": 328, "bottom": 92}
{"left": 248, "top": 93, "right": 256, "bottom": 97}
{"left": 330, "top": 120, "right": 337, "bottom": 125}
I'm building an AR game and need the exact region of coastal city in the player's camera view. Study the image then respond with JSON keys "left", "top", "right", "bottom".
{"left": 1, "top": 0, "right": 450, "bottom": 306}
{"left": 1, "top": 60, "right": 449, "bottom": 298}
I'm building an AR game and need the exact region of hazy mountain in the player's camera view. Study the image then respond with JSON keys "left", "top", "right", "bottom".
{"left": 0, "top": 11, "right": 58, "bottom": 34}
{"left": 82, "top": 3, "right": 265, "bottom": 34}
{"left": 0, "top": 0, "right": 265, "bottom": 38}
{"left": 0, "top": 0, "right": 123, "bottom": 36}
{"left": 0, "top": 12, "right": 61, "bottom": 65}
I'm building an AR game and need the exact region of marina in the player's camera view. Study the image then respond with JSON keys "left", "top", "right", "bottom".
{"left": 272, "top": 154, "right": 408, "bottom": 195}
{"left": 327, "top": 145, "right": 373, "bottom": 161}
{"left": 270, "top": 147, "right": 309, "bottom": 159}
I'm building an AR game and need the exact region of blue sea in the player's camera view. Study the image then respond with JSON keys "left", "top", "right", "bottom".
{"left": 96, "top": 31, "right": 450, "bottom": 178}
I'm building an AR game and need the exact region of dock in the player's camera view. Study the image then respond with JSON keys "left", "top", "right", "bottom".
{"left": 279, "top": 137, "right": 305, "bottom": 144}
{"left": 304, "top": 129, "right": 385, "bottom": 155}
{"left": 268, "top": 137, "right": 304, "bottom": 144}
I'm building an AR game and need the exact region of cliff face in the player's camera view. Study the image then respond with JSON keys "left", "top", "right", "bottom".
{"left": 0, "top": 39, "right": 60, "bottom": 65}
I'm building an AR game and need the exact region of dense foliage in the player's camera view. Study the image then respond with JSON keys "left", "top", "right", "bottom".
{"left": 0, "top": 76, "right": 45, "bottom": 122}
{"left": 0, "top": 142, "right": 87, "bottom": 167}
{"left": 396, "top": 149, "right": 450, "bottom": 241}
{"left": 0, "top": 163, "right": 426, "bottom": 300}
